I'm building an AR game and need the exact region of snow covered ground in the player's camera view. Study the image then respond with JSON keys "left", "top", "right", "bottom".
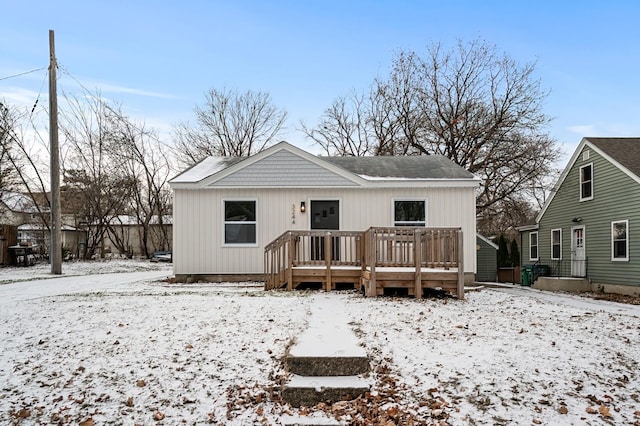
{"left": 0, "top": 260, "right": 639, "bottom": 425}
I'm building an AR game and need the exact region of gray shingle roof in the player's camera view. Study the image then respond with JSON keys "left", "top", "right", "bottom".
{"left": 586, "top": 137, "right": 640, "bottom": 178}
{"left": 322, "top": 155, "right": 474, "bottom": 179}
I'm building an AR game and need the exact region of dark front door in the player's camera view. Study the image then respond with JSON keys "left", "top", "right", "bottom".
{"left": 310, "top": 200, "right": 339, "bottom": 261}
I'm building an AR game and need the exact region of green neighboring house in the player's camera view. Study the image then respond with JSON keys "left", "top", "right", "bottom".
{"left": 519, "top": 137, "right": 640, "bottom": 296}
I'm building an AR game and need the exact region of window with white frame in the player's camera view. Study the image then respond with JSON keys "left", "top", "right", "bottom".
{"left": 224, "top": 200, "right": 256, "bottom": 245}
{"left": 393, "top": 200, "right": 426, "bottom": 226}
{"left": 529, "top": 231, "right": 539, "bottom": 261}
{"left": 580, "top": 163, "right": 593, "bottom": 201}
{"left": 551, "top": 228, "right": 562, "bottom": 260}
{"left": 612, "top": 220, "right": 629, "bottom": 261}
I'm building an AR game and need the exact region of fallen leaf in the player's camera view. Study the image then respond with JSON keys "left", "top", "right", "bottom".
{"left": 153, "top": 411, "right": 165, "bottom": 421}
{"left": 532, "top": 419, "right": 542, "bottom": 425}
{"left": 125, "top": 397, "right": 134, "bottom": 407}
{"left": 599, "top": 405, "right": 611, "bottom": 417}
{"left": 136, "top": 379, "right": 146, "bottom": 387}
{"left": 586, "top": 407, "right": 597, "bottom": 414}
{"left": 559, "top": 405, "right": 568, "bottom": 414}
{"left": 79, "top": 418, "right": 95, "bottom": 426}
{"left": 13, "top": 409, "right": 30, "bottom": 419}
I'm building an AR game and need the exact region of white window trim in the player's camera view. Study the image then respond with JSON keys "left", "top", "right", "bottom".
{"left": 392, "top": 198, "right": 428, "bottom": 227}
{"left": 579, "top": 163, "right": 594, "bottom": 202}
{"left": 529, "top": 231, "right": 539, "bottom": 261}
{"left": 611, "top": 220, "right": 629, "bottom": 262}
{"left": 551, "top": 228, "right": 562, "bottom": 260}
{"left": 222, "top": 199, "right": 258, "bottom": 247}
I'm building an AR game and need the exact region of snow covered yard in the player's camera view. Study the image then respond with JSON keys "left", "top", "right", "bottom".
{"left": 0, "top": 261, "right": 639, "bottom": 425}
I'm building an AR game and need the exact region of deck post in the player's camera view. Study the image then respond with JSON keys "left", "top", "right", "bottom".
{"left": 325, "top": 232, "right": 332, "bottom": 292}
{"left": 264, "top": 250, "right": 269, "bottom": 290}
{"left": 414, "top": 228, "right": 422, "bottom": 299}
{"left": 368, "top": 228, "right": 377, "bottom": 297}
{"left": 457, "top": 229, "right": 464, "bottom": 300}
{"left": 287, "top": 232, "right": 294, "bottom": 291}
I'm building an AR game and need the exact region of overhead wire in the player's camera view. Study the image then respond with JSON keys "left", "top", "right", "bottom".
{"left": 0, "top": 67, "right": 47, "bottom": 81}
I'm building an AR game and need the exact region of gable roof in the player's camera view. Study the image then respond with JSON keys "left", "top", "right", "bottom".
{"left": 586, "top": 137, "right": 640, "bottom": 179}
{"left": 170, "top": 141, "right": 478, "bottom": 189}
{"left": 0, "top": 192, "right": 40, "bottom": 213}
{"left": 536, "top": 137, "right": 640, "bottom": 222}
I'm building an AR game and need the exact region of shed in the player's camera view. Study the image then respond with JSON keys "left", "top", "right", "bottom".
{"left": 476, "top": 234, "right": 498, "bottom": 282}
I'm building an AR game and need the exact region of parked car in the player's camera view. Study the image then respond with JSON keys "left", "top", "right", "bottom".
{"left": 150, "top": 251, "right": 172, "bottom": 263}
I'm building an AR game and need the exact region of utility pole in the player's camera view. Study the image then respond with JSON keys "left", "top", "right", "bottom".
{"left": 49, "top": 29, "right": 62, "bottom": 274}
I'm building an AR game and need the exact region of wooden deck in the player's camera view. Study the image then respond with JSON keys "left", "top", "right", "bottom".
{"left": 264, "top": 227, "right": 464, "bottom": 299}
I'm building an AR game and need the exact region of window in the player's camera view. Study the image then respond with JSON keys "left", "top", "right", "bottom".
{"left": 529, "top": 231, "right": 539, "bottom": 261}
{"left": 224, "top": 200, "right": 256, "bottom": 245}
{"left": 612, "top": 220, "right": 629, "bottom": 261}
{"left": 393, "top": 200, "right": 426, "bottom": 226}
{"left": 551, "top": 228, "right": 562, "bottom": 260}
{"left": 580, "top": 163, "right": 593, "bottom": 201}
{"left": 582, "top": 150, "right": 590, "bottom": 161}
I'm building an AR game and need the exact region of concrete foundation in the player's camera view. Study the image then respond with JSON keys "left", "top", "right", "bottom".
{"left": 533, "top": 277, "right": 640, "bottom": 296}
{"left": 533, "top": 277, "right": 590, "bottom": 292}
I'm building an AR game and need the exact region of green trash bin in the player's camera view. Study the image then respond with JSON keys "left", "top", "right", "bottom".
{"left": 521, "top": 265, "right": 533, "bottom": 286}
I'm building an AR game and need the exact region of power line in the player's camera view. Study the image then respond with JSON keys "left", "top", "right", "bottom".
{"left": 0, "top": 67, "right": 47, "bottom": 81}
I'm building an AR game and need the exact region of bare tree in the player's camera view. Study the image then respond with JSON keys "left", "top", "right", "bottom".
{"left": 104, "top": 113, "right": 173, "bottom": 257}
{"left": 303, "top": 39, "right": 562, "bottom": 222}
{"left": 301, "top": 91, "right": 374, "bottom": 156}
{"left": 0, "top": 102, "right": 21, "bottom": 193}
{"left": 0, "top": 101, "right": 52, "bottom": 229}
{"left": 173, "top": 88, "right": 287, "bottom": 164}
{"left": 60, "top": 94, "right": 136, "bottom": 259}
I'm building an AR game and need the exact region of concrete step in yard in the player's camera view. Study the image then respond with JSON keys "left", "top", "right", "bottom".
{"left": 281, "top": 294, "right": 371, "bottom": 408}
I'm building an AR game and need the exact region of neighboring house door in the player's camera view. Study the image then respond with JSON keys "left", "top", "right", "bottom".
{"left": 571, "top": 226, "right": 586, "bottom": 277}
{"left": 310, "top": 200, "right": 339, "bottom": 261}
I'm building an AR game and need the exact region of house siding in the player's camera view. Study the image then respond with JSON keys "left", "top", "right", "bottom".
{"left": 173, "top": 186, "right": 477, "bottom": 276}
{"left": 212, "top": 150, "right": 358, "bottom": 187}
{"left": 537, "top": 145, "right": 640, "bottom": 287}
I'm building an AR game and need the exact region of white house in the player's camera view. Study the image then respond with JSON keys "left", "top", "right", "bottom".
{"left": 169, "top": 142, "right": 480, "bottom": 285}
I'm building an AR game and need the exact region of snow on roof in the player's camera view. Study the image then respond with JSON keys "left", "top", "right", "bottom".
{"left": 0, "top": 191, "right": 41, "bottom": 213}
{"left": 108, "top": 215, "right": 173, "bottom": 226}
{"left": 170, "top": 157, "right": 245, "bottom": 183}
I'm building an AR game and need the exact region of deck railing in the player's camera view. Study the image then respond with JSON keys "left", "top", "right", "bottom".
{"left": 264, "top": 227, "right": 463, "bottom": 295}
{"left": 264, "top": 230, "right": 362, "bottom": 290}
{"left": 362, "top": 227, "right": 460, "bottom": 268}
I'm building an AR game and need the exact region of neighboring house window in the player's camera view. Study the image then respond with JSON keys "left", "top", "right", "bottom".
{"left": 612, "top": 220, "right": 629, "bottom": 261}
{"left": 393, "top": 200, "right": 426, "bottom": 226}
{"left": 580, "top": 163, "right": 593, "bottom": 201}
{"left": 529, "top": 231, "right": 538, "bottom": 261}
{"left": 224, "top": 200, "right": 256, "bottom": 245}
{"left": 551, "top": 229, "right": 562, "bottom": 260}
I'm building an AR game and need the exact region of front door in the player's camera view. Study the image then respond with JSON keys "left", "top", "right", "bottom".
{"left": 310, "top": 200, "right": 339, "bottom": 261}
{"left": 571, "top": 226, "right": 586, "bottom": 277}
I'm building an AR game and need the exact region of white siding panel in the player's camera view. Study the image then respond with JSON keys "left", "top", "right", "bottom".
{"left": 212, "top": 150, "right": 357, "bottom": 187}
{"left": 173, "top": 186, "right": 477, "bottom": 275}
